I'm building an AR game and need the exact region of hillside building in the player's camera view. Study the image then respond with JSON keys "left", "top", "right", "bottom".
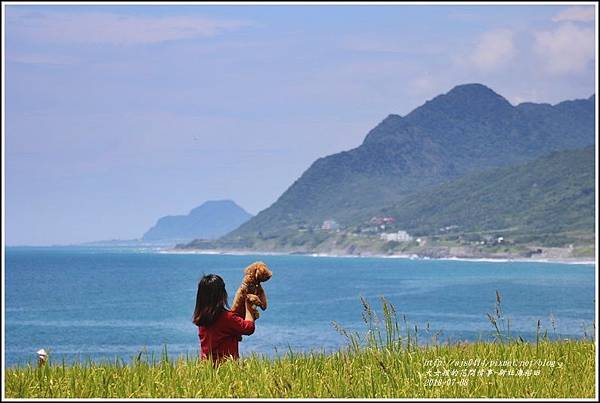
{"left": 380, "top": 230, "right": 413, "bottom": 242}
{"left": 322, "top": 219, "right": 340, "bottom": 231}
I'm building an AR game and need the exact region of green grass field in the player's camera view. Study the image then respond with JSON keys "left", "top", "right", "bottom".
{"left": 4, "top": 296, "right": 596, "bottom": 398}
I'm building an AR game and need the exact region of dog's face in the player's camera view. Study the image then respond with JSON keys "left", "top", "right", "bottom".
{"left": 245, "top": 261, "right": 272, "bottom": 283}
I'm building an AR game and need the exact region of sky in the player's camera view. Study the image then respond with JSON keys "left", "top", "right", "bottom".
{"left": 3, "top": 3, "right": 597, "bottom": 245}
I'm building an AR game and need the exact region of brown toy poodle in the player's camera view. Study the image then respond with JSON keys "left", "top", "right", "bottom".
{"left": 231, "top": 261, "right": 272, "bottom": 320}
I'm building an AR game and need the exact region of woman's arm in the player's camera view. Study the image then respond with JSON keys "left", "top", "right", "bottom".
{"left": 225, "top": 300, "right": 256, "bottom": 337}
{"left": 244, "top": 298, "right": 256, "bottom": 323}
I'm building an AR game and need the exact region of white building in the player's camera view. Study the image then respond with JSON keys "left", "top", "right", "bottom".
{"left": 380, "top": 230, "right": 413, "bottom": 242}
{"left": 322, "top": 219, "right": 340, "bottom": 231}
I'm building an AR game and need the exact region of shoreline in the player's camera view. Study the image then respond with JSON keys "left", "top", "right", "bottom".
{"left": 7, "top": 245, "right": 594, "bottom": 265}
{"left": 157, "top": 247, "right": 596, "bottom": 265}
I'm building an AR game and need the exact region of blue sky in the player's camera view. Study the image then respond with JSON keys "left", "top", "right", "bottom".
{"left": 4, "top": 3, "right": 597, "bottom": 245}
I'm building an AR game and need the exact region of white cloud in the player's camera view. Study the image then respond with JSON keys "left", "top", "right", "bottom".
{"left": 8, "top": 53, "right": 78, "bottom": 66}
{"left": 339, "top": 36, "right": 444, "bottom": 55}
{"left": 534, "top": 22, "right": 595, "bottom": 75}
{"left": 409, "top": 75, "right": 437, "bottom": 96}
{"left": 7, "top": 10, "right": 251, "bottom": 45}
{"left": 470, "top": 29, "right": 515, "bottom": 71}
{"left": 552, "top": 6, "right": 595, "bottom": 22}
{"left": 509, "top": 89, "right": 541, "bottom": 105}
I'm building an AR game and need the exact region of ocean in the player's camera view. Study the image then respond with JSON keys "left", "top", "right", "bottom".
{"left": 3, "top": 246, "right": 596, "bottom": 367}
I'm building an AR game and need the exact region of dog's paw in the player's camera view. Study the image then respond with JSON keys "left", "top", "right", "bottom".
{"left": 246, "top": 294, "right": 262, "bottom": 319}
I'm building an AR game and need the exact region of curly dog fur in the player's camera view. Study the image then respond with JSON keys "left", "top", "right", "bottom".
{"left": 231, "top": 261, "right": 272, "bottom": 320}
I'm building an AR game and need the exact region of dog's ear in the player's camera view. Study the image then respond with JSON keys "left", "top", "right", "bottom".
{"left": 244, "top": 263, "right": 256, "bottom": 279}
{"left": 248, "top": 261, "right": 259, "bottom": 281}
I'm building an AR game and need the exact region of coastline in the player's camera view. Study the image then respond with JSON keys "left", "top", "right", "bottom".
{"left": 9, "top": 244, "right": 593, "bottom": 265}
{"left": 157, "top": 247, "right": 596, "bottom": 265}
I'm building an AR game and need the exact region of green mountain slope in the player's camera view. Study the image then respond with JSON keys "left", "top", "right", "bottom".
{"left": 378, "top": 146, "right": 595, "bottom": 241}
{"left": 180, "top": 147, "right": 595, "bottom": 253}
{"left": 225, "top": 84, "right": 595, "bottom": 239}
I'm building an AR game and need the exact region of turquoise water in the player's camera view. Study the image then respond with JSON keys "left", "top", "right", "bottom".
{"left": 4, "top": 246, "right": 596, "bottom": 367}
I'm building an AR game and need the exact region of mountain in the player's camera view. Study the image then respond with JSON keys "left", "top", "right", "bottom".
{"left": 224, "top": 83, "right": 595, "bottom": 240}
{"left": 378, "top": 146, "right": 595, "bottom": 245}
{"left": 182, "top": 146, "right": 594, "bottom": 252}
{"left": 143, "top": 200, "right": 252, "bottom": 242}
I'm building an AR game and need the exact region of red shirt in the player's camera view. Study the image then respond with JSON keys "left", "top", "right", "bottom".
{"left": 198, "top": 310, "right": 255, "bottom": 362}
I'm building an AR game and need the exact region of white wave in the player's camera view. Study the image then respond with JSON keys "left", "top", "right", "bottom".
{"left": 149, "top": 247, "right": 595, "bottom": 266}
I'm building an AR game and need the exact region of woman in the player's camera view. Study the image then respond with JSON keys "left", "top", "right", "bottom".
{"left": 192, "top": 274, "right": 255, "bottom": 363}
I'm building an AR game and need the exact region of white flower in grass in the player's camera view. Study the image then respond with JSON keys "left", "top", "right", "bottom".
{"left": 37, "top": 349, "right": 48, "bottom": 365}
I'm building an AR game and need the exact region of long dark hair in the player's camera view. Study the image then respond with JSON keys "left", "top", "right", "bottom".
{"left": 192, "top": 274, "right": 229, "bottom": 327}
